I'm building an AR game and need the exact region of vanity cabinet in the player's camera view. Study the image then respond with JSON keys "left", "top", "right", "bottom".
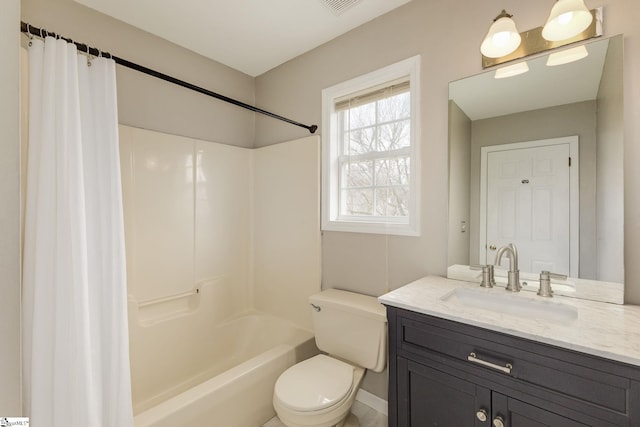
{"left": 387, "top": 306, "right": 640, "bottom": 427}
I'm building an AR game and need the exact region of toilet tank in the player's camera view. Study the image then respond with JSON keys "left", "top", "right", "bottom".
{"left": 309, "top": 289, "right": 387, "bottom": 373}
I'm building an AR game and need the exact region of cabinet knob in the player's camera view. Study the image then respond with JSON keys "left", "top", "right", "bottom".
{"left": 493, "top": 415, "right": 505, "bottom": 427}
{"left": 476, "top": 409, "right": 488, "bottom": 422}
{"left": 489, "top": 244, "right": 497, "bottom": 250}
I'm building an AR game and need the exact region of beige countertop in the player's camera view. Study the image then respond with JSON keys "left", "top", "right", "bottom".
{"left": 379, "top": 275, "right": 640, "bottom": 367}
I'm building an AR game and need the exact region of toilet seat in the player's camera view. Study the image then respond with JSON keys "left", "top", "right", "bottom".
{"left": 274, "top": 355, "right": 354, "bottom": 412}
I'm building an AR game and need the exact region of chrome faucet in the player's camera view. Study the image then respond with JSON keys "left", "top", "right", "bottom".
{"left": 494, "top": 243, "right": 521, "bottom": 292}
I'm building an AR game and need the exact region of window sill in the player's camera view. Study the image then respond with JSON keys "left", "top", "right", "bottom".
{"left": 322, "top": 219, "right": 419, "bottom": 237}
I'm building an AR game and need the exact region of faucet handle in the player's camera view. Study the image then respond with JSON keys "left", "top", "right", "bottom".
{"left": 540, "top": 271, "right": 567, "bottom": 281}
{"left": 537, "top": 271, "right": 567, "bottom": 297}
{"left": 470, "top": 265, "right": 495, "bottom": 288}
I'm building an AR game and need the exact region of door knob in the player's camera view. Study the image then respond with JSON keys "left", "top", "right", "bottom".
{"left": 476, "top": 409, "right": 488, "bottom": 422}
{"left": 489, "top": 245, "right": 497, "bottom": 251}
{"left": 493, "top": 415, "right": 505, "bottom": 427}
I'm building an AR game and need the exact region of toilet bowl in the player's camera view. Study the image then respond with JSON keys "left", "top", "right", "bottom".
{"left": 272, "top": 289, "right": 387, "bottom": 427}
{"left": 273, "top": 355, "right": 365, "bottom": 427}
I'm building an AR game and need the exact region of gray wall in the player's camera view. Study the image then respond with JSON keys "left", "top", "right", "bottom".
{"left": 254, "top": 0, "right": 640, "bottom": 305}
{"left": 254, "top": 0, "right": 640, "bottom": 398}
{"left": 0, "top": 0, "right": 22, "bottom": 415}
{"left": 22, "top": 0, "right": 256, "bottom": 148}
{"left": 469, "top": 101, "right": 598, "bottom": 279}
{"left": 256, "top": 0, "right": 640, "bottom": 303}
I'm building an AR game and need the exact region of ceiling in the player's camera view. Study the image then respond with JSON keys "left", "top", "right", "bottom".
{"left": 74, "top": 0, "right": 411, "bottom": 77}
{"left": 449, "top": 38, "right": 609, "bottom": 121}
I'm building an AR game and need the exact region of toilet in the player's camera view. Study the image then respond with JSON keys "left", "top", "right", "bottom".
{"left": 273, "top": 289, "right": 387, "bottom": 427}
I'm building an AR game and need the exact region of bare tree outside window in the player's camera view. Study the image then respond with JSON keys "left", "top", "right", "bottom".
{"left": 338, "top": 91, "right": 411, "bottom": 218}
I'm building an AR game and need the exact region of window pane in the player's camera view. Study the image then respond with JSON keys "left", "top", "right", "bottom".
{"left": 341, "top": 189, "right": 373, "bottom": 216}
{"left": 375, "top": 187, "right": 409, "bottom": 217}
{"left": 375, "top": 157, "right": 410, "bottom": 186}
{"left": 378, "top": 119, "right": 410, "bottom": 151}
{"left": 344, "top": 127, "right": 376, "bottom": 155}
{"left": 341, "top": 161, "right": 373, "bottom": 188}
{"left": 348, "top": 102, "right": 376, "bottom": 129}
{"left": 377, "top": 92, "right": 410, "bottom": 123}
{"left": 324, "top": 56, "right": 419, "bottom": 233}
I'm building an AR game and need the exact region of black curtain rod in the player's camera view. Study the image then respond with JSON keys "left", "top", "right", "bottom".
{"left": 20, "top": 21, "right": 318, "bottom": 134}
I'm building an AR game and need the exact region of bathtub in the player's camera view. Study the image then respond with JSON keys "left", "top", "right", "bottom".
{"left": 131, "top": 312, "right": 316, "bottom": 427}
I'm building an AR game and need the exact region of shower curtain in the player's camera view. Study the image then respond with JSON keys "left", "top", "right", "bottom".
{"left": 22, "top": 37, "right": 133, "bottom": 427}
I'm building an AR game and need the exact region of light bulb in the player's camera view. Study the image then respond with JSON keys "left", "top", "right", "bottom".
{"left": 557, "top": 11, "right": 574, "bottom": 25}
{"left": 492, "top": 32, "right": 511, "bottom": 47}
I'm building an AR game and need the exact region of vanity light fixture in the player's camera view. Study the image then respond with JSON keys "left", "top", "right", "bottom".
{"left": 542, "top": 0, "right": 593, "bottom": 41}
{"left": 494, "top": 61, "right": 529, "bottom": 79}
{"left": 546, "top": 44, "right": 589, "bottom": 66}
{"left": 480, "top": 10, "right": 522, "bottom": 58}
{"left": 481, "top": 2, "right": 601, "bottom": 69}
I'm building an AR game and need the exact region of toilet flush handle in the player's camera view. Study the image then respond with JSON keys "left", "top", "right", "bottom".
{"left": 311, "top": 303, "right": 321, "bottom": 312}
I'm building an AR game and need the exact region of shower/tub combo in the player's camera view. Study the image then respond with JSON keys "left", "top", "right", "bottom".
{"left": 130, "top": 280, "right": 316, "bottom": 427}
{"left": 120, "top": 126, "right": 322, "bottom": 427}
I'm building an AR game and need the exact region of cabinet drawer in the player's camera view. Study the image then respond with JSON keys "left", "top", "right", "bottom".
{"left": 397, "top": 312, "right": 634, "bottom": 418}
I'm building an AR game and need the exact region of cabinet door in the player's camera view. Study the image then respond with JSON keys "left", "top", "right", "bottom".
{"left": 398, "top": 357, "right": 491, "bottom": 427}
{"left": 492, "top": 392, "right": 589, "bottom": 427}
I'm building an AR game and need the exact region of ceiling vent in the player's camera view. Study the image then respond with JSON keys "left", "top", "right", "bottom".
{"left": 319, "top": 0, "right": 364, "bottom": 16}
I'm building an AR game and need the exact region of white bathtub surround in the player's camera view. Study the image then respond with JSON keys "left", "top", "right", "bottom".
{"left": 120, "top": 127, "right": 322, "bottom": 425}
{"left": 119, "top": 127, "right": 322, "bottom": 326}
{"left": 379, "top": 276, "right": 640, "bottom": 367}
{"left": 22, "top": 37, "right": 133, "bottom": 426}
{"left": 128, "top": 280, "right": 317, "bottom": 409}
{"left": 133, "top": 313, "right": 316, "bottom": 427}
{"left": 253, "top": 138, "right": 322, "bottom": 331}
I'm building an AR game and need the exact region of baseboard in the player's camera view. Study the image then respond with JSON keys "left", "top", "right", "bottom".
{"left": 355, "top": 389, "right": 388, "bottom": 416}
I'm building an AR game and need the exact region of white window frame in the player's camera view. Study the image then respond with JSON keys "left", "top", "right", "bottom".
{"left": 321, "top": 55, "right": 421, "bottom": 236}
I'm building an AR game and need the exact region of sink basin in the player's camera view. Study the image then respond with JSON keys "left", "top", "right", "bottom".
{"left": 441, "top": 287, "right": 578, "bottom": 323}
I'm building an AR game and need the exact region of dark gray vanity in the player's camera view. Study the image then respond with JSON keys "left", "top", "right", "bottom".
{"left": 386, "top": 306, "right": 640, "bottom": 426}
{"left": 380, "top": 276, "right": 640, "bottom": 427}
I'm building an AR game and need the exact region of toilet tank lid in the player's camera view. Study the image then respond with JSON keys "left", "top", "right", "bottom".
{"left": 309, "top": 289, "right": 387, "bottom": 322}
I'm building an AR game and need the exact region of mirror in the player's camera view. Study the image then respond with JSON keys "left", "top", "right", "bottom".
{"left": 447, "top": 35, "right": 624, "bottom": 304}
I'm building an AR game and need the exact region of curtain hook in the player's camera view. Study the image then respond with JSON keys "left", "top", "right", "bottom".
{"left": 26, "top": 23, "right": 33, "bottom": 46}
{"left": 87, "top": 47, "right": 93, "bottom": 67}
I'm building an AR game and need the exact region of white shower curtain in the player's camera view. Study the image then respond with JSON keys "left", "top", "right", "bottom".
{"left": 22, "top": 37, "right": 133, "bottom": 427}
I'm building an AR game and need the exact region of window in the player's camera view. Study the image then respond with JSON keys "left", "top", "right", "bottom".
{"left": 322, "top": 56, "right": 420, "bottom": 236}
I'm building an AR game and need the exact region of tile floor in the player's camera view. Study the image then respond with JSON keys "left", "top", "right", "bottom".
{"left": 262, "top": 401, "right": 387, "bottom": 427}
